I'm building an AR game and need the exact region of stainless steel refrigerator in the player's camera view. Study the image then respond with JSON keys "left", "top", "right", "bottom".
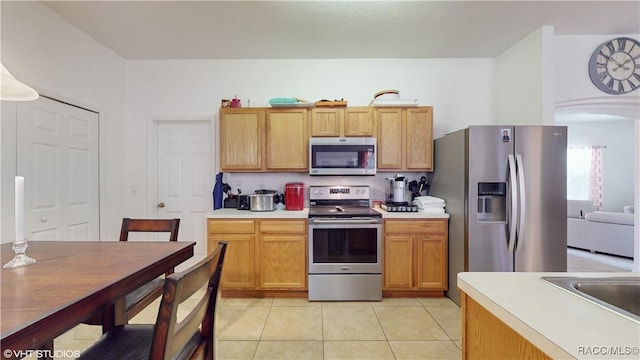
{"left": 430, "top": 125, "right": 567, "bottom": 305}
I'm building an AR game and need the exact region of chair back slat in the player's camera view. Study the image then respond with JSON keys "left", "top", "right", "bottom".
{"left": 120, "top": 218, "right": 180, "bottom": 242}
{"left": 150, "top": 241, "right": 227, "bottom": 360}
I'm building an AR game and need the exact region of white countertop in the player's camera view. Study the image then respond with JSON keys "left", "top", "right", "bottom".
{"left": 206, "top": 208, "right": 308, "bottom": 218}
{"left": 206, "top": 208, "right": 448, "bottom": 219}
{"left": 458, "top": 272, "right": 640, "bottom": 360}
{"left": 373, "top": 208, "right": 449, "bottom": 219}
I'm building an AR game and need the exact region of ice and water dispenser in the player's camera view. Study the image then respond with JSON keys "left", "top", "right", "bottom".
{"left": 477, "top": 182, "right": 507, "bottom": 222}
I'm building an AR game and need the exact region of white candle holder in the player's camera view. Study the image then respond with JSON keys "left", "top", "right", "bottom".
{"left": 3, "top": 238, "right": 36, "bottom": 268}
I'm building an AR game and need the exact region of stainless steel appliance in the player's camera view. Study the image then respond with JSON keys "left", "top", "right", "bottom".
{"left": 309, "top": 137, "right": 376, "bottom": 176}
{"left": 249, "top": 190, "right": 280, "bottom": 211}
{"left": 308, "top": 185, "right": 382, "bottom": 301}
{"left": 430, "top": 125, "right": 567, "bottom": 305}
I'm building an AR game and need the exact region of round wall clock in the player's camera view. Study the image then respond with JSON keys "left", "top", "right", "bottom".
{"left": 588, "top": 37, "right": 640, "bottom": 95}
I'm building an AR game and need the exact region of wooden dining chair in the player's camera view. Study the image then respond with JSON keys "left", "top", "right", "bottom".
{"left": 78, "top": 241, "right": 228, "bottom": 360}
{"left": 85, "top": 218, "right": 180, "bottom": 330}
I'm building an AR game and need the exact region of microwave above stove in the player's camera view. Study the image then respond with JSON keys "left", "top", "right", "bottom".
{"left": 309, "top": 137, "right": 376, "bottom": 176}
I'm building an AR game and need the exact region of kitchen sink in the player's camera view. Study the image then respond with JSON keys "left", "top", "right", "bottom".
{"left": 541, "top": 276, "right": 640, "bottom": 323}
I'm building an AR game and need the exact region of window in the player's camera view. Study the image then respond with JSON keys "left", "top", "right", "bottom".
{"left": 567, "top": 146, "right": 605, "bottom": 210}
{"left": 567, "top": 147, "right": 590, "bottom": 200}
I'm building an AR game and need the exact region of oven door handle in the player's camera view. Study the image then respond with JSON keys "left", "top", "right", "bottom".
{"left": 309, "top": 218, "right": 381, "bottom": 224}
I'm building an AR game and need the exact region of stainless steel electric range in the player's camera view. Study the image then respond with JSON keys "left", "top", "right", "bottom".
{"left": 307, "top": 185, "right": 382, "bottom": 301}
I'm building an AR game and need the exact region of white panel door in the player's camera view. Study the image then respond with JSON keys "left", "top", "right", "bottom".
{"left": 156, "top": 121, "right": 211, "bottom": 263}
{"left": 17, "top": 97, "right": 99, "bottom": 241}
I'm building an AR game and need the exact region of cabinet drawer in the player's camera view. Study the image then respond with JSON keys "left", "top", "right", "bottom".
{"left": 208, "top": 219, "right": 255, "bottom": 234}
{"left": 260, "top": 220, "right": 307, "bottom": 234}
{"left": 384, "top": 219, "right": 446, "bottom": 235}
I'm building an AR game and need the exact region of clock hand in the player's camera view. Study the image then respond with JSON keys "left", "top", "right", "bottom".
{"left": 602, "top": 53, "right": 625, "bottom": 67}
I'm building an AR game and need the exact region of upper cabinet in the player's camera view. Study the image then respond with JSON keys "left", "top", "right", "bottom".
{"left": 220, "top": 108, "right": 309, "bottom": 172}
{"left": 376, "top": 106, "right": 433, "bottom": 172}
{"left": 220, "top": 105, "right": 432, "bottom": 172}
{"left": 267, "top": 109, "right": 309, "bottom": 170}
{"left": 310, "top": 107, "right": 374, "bottom": 137}
{"left": 220, "top": 108, "right": 264, "bottom": 171}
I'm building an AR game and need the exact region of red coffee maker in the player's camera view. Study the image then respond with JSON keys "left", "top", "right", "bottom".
{"left": 284, "top": 182, "right": 304, "bottom": 210}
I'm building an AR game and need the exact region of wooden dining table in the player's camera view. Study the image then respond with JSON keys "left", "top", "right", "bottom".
{"left": 0, "top": 240, "right": 194, "bottom": 359}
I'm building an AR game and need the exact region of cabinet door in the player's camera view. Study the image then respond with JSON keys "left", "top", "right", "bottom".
{"left": 406, "top": 107, "right": 433, "bottom": 171}
{"left": 376, "top": 108, "right": 404, "bottom": 169}
{"left": 383, "top": 234, "right": 414, "bottom": 289}
{"left": 259, "top": 234, "right": 307, "bottom": 289}
{"left": 220, "top": 109, "right": 264, "bottom": 171}
{"left": 210, "top": 235, "right": 255, "bottom": 289}
{"left": 311, "top": 108, "right": 343, "bottom": 137}
{"left": 415, "top": 235, "right": 447, "bottom": 290}
{"left": 344, "top": 107, "right": 374, "bottom": 137}
{"left": 267, "top": 109, "right": 308, "bottom": 170}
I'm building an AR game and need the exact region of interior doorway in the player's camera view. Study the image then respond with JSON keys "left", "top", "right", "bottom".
{"left": 154, "top": 119, "right": 213, "bottom": 265}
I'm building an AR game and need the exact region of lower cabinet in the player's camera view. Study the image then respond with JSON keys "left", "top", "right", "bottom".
{"left": 461, "top": 292, "right": 551, "bottom": 359}
{"left": 258, "top": 220, "right": 307, "bottom": 289}
{"left": 207, "top": 218, "right": 307, "bottom": 295}
{"left": 383, "top": 219, "right": 448, "bottom": 295}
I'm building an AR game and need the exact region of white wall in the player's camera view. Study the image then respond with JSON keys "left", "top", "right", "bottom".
{"left": 496, "top": 26, "right": 554, "bottom": 125}
{"left": 125, "top": 59, "right": 496, "bottom": 214}
{"left": 0, "top": 2, "right": 127, "bottom": 242}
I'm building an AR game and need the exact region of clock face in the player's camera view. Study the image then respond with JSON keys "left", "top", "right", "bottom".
{"left": 588, "top": 37, "right": 640, "bottom": 95}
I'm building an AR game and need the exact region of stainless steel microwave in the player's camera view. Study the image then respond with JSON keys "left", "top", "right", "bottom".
{"left": 309, "top": 137, "right": 376, "bottom": 175}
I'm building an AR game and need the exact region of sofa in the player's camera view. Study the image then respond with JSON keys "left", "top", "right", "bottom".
{"left": 567, "top": 200, "right": 635, "bottom": 258}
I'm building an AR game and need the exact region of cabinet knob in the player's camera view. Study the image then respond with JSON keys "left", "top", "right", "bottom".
{"left": 157, "top": 202, "right": 165, "bottom": 208}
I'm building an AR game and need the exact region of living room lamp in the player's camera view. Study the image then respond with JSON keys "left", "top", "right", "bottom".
{"left": 0, "top": 62, "right": 39, "bottom": 101}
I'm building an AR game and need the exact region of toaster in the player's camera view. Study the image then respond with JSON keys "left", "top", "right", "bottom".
{"left": 237, "top": 195, "right": 250, "bottom": 210}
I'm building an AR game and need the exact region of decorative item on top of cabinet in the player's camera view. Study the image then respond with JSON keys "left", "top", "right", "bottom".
{"left": 383, "top": 218, "right": 447, "bottom": 297}
{"left": 376, "top": 106, "right": 433, "bottom": 171}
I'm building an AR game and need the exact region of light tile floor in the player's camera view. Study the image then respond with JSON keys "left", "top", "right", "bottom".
{"left": 48, "top": 249, "right": 631, "bottom": 359}
{"left": 215, "top": 296, "right": 461, "bottom": 360}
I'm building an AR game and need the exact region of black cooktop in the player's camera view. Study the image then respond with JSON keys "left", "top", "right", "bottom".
{"left": 308, "top": 206, "right": 382, "bottom": 218}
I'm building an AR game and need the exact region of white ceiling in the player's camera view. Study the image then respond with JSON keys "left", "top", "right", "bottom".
{"left": 42, "top": 1, "right": 640, "bottom": 60}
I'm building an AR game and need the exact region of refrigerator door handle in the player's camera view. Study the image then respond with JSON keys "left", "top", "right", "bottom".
{"left": 515, "top": 154, "right": 526, "bottom": 252}
{"left": 507, "top": 154, "right": 518, "bottom": 252}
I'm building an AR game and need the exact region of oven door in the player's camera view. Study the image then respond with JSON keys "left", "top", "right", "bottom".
{"left": 308, "top": 218, "right": 382, "bottom": 274}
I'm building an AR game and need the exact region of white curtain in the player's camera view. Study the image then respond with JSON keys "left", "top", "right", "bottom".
{"left": 589, "top": 145, "right": 605, "bottom": 211}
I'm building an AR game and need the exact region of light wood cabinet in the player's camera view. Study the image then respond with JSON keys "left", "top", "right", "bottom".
{"left": 344, "top": 107, "right": 375, "bottom": 136}
{"left": 207, "top": 218, "right": 307, "bottom": 294}
{"left": 375, "top": 106, "right": 433, "bottom": 171}
{"left": 266, "top": 109, "right": 309, "bottom": 170}
{"left": 383, "top": 219, "right": 447, "bottom": 293}
{"left": 220, "top": 108, "right": 264, "bottom": 171}
{"left": 219, "top": 107, "right": 309, "bottom": 172}
{"left": 258, "top": 220, "right": 307, "bottom": 289}
{"left": 311, "top": 107, "right": 374, "bottom": 137}
{"left": 208, "top": 219, "right": 256, "bottom": 289}
{"left": 462, "top": 293, "right": 552, "bottom": 359}
{"left": 311, "top": 108, "right": 343, "bottom": 137}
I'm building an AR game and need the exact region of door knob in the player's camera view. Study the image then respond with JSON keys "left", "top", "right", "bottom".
{"left": 157, "top": 202, "right": 165, "bottom": 208}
